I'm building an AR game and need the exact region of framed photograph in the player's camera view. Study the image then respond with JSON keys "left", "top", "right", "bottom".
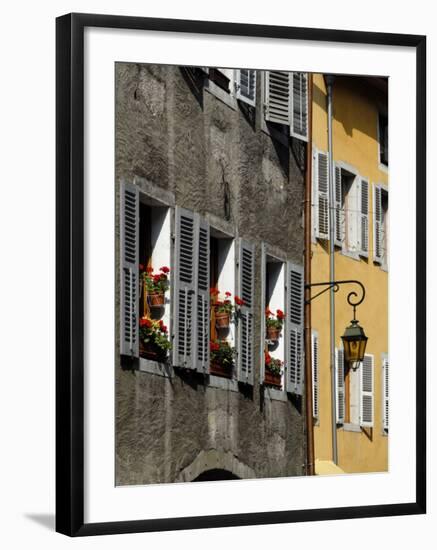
{"left": 56, "top": 13, "right": 426, "bottom": 536}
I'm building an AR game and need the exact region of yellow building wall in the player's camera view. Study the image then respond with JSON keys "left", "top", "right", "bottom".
{"left": 311, "top": 74, "right": 388, "bottom": 473}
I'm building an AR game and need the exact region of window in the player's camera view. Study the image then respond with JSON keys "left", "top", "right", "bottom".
{"left": 336, "top": 350, "right": 374, "bottom": 429}
{"left": 373, "top": 184, "right": 389, "bottom": 267}
{"left": 209, "top": 231, "right": 236, "bottom": 379}
{"left": 264, "top": 71, "right": 309, "bottom": 141}
{"left": 378, "top": 112, "right": 388, "bottom": 167}
{"left": 119, "top": 181, "right": 171, "bottom": 362}
{"left": 262, "top": 252, "right": 286, "bottom": 390}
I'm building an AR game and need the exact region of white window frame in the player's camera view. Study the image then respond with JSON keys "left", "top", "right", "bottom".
{"left": 260, "top": 243, "right": 287, "bottom": 399}
{"left": 373, "top": 183, "right": 389, "bottom": 271}
{"left": 335, "top": 161, "right": 362, "bottom": 261}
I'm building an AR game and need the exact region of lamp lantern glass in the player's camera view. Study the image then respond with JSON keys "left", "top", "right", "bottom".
{"left": 341, "top": 319, "right": 368, "bottom": 363}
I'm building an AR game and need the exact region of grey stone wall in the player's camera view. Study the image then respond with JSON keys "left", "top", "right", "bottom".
{"left": 115, "top": 63, "right": 306, "bottom": 485}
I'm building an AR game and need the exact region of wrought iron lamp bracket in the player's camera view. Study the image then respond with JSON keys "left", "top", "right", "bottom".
{"left": 305, "top": 279, "right": 366, "bottom": 320}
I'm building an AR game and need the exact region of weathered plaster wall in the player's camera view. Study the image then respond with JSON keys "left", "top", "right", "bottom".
{"left": 115, "top": 64, "right": 306, "bottom": 485}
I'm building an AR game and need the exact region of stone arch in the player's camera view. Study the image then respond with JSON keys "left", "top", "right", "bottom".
{"left": 175, "top": 450, "right": 255, "bottom": 483}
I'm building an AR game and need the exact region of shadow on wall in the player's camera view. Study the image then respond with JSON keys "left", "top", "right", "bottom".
{"left": 312, "top": 76, "right": 387, "bottom": 142}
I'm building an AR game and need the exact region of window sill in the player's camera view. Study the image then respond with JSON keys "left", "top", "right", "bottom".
{"left": 205, "top": 80, "right": 237, "bottom": 111}
{"left": 207, "top": 374, "right": 239, "bottom": 392}
{"left": 340, "top": 248, "right": 362, "bottom": 262}
{"left": 342, "top": 423, "right": 362, "bottom": 433}
{"left": 378, "top": 162, "right": 389, "bottom": 174}
{"left": 139, "top": 357, "right": 173, "bottom": 378}
{"left": 264, "top": 386, "right": 287, "bottom": 402}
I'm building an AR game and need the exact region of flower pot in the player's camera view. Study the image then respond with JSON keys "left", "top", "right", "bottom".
{"left": 266, "top": 326, "right": 281, "bottom": 341}
{"left": 140, "top": 340, "right": 166, "bottom": 362}
{"left": 215, "top": 311, "right": 230, "bottom": 329}
{"left": 264, "top": 370, "right": 282, "bottom": 388}
{"left": 210, "top": 361, "right": 233, "bottom": 378}
{"left": 148, "top": 292, "right": 165, "bottom": 308}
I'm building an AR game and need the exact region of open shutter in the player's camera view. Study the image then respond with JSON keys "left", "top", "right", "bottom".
{"left": 120, "top": 182, "right": 139, "bottom": 357}
{"left": 173, "top": 207, "right": 196, "bottom": 369}
{"left": 264, "top": 71, "right": 291, "bottom": 125}
{"left": 290, "top": 72, "right": 308, "bottom": 141}
{"left": 360, "top": 354, "right": 374, "bottom": 427}
{"left": 358, "top": 178, "right": 369, "bottom": 257}
{"left": 315, "top": 151, "right": 329, "bottom": 240}
{"left": 236, "top": 69, "right": 256, "bottom": 107}
{"left": 260, "top": 243, "right": 267, "bottom": 384}
{"left": 195, "top": 217, "right": 210, "bottom": 373}
{"left": 237, "top": 240, "right": 255, "bottom": 384}
{"left": 382, "top": 354, "right": 389, "bottom": 431}
{"left": 285, "top": 262, "right": 304, "bottom": 395}
{"left": 334, "top": 164, "right": 343, "bottom": 247}
{"left": 335, "top": 348, "right": 345, "bottom": 424}
{"left": 373, "top": 185, "right": 383, "bottom": 264}
{"left": 312, "top": 331, "right": 319, "bottom": 420}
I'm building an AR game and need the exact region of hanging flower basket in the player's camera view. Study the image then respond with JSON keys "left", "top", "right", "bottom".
{"left": 266, "top": 326, "right": 282, "bottom": 342}
{"left": 215, "top": 311, "right": 230, "bottom": 329}
{"left": 148, "top": 292, "right": 165, "bottom": 308}
{"left": 264, "top": 370, "right": 282, "bottom": 388}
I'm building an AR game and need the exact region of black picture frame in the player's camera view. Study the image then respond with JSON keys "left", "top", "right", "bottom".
{"left": 56, "top": 12, "right": 426, "bottom": 537}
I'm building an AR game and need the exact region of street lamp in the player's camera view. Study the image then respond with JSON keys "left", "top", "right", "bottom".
{"left": 341, "top": 318, "right": 368, "bottom": 363}
{"left": 306, "top": 279, "right": 368, "bottom": 362}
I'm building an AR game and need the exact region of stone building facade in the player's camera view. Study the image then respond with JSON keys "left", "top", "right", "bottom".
{"left": 115, "top": 64, "right": 309, "bottom": 485}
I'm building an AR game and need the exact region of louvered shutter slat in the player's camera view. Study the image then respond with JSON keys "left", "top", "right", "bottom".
{"left": 236, "top": 69, "right": 256, "bottom": 107}
{"left": 290, "top": 72, "right": 309, "bottom": 141}
{"left": 373, "top": 186, "right": 383, "bottom": 264}
{"left": 237, "top": 240, "right": 254, "bottom": 384}
{"left": 334, "top": 164, "right": 343, "bottom": 247}
{"left": 120, "top": 182, "right": 139, "bottom": 357}
{"left": 335, "top": 348, "right": 345, "bottom": 424}
{"left": 265, "top": 71, "right": 291, "bottom": 125}
{"left": 360, "top": 354, "right": 374, "bottom": 427}
{"left": 173, "top": 207, "right": 196, "bottom": 369}
{"left": 316, "top": 151, "right": 329, "bottom": 240}
{"left": 312, "top": 331, "right": 319, "bottom": 419}
{"left": 383, "top": 355, "right": 389, "bottom": 431}
{"left": 286, "top": 262, "right": 304, "bottom": 395}
{"left": 359, "top": 178, "right": 369, "bottom": 257}
{"left": 195, "top": 218, "right": 210, "bottom": 372}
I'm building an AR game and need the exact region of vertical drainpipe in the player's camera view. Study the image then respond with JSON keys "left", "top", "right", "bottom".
{"left": 324, "top": 74, "right": 338, "bottom": 465}
{"left": 304, "top": 73, "right": 315, "bottom": 475}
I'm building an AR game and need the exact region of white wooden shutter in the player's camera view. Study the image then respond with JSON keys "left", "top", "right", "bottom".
{"left": 315, "top": 151, "right": 329, "bottom": 240}
{"left": 173, "top": 207, "right": 196, "bottom": 369}
{"left": 285, "top": 262, "right": 304, "bottom": 395}
{"left": 237, "top": 240, "right": 255, "bottom": 384}
{"left": 194, "top": 217, "right": 210, "bottom": 373}
{"left": 373, "top": 185, "right": 383, "bottom": 264}
{"left": 312, "top": 331, "right": 319, "bottom": 420}
{"left": 120, "top": 181, "right": 139, "bottom": 358}
{"left": 260, "top": 243, "right": 267, "bottom": 384}
{"left": 335, "top": 348, "right": 345, "bottom": 424}
{"left": 360, "top": 354, "right": 374, "bottom": 428}
{"left": 236, "top": 69, "right": 256, "bottom": 107}
{"left": 358, "top": 178, "right": 369, "bottom": 257}
{"left": 382, "top": 354, "right": 389, "bottom": 431}
{"left": 334, "top": 164, "right": 343, "bottom": 247}
{"left": 290, "top": 72, "right": 308, "bottom": 141}
{"left": 264, "top": 71, "right": 291, "bottom": 125}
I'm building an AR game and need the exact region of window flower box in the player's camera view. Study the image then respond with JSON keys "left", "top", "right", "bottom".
{"left": 264, "top": 369, "right": 282, "bottom": 388}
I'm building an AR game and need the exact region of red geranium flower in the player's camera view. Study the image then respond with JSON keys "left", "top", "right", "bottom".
{"left": 160, "top": 266, "right": 170, "bottom": 274}
{"left": 264, "top": 351, "right": 272, "bottom": 365}
{"left": 276, "top": 309, "right": 285, "bottom": 320}
{"left": 153, "top": 274, "right": 161, "bottom": 282}
{"left": 234, "top": 296, "right": 245, "bottom": 306}
{"left": 210, "top": 341, "right": 220, "bottom": 352}
{"left": 140, "top": 318, "right": 153, "bottom": 328}
{"left": 225, "top": 291, "right": 231, "bottom": 297}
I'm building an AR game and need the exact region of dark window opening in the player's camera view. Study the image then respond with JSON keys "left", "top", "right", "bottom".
{"left": 379, "top": 113, "right": 388, "bottom": 166}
